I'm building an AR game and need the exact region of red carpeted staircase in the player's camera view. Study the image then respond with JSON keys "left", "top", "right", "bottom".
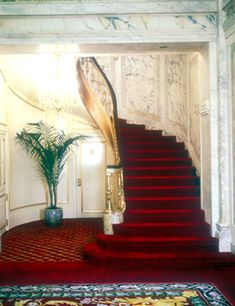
{"left": 85, "top": 120, "right": 235, "bottom": 269}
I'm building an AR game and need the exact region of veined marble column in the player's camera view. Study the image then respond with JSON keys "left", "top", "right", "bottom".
{"left": 216, "top": 0, "right": 232, "bottom": 252}
{"left": 223, "top": 0, "right": 235, "bottom": 252}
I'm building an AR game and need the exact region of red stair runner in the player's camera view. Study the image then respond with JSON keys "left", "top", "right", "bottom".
{"left": 85, "top": 120, "right": 235, "bottom": 269}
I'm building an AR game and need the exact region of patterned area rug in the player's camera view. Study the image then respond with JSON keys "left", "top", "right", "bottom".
{"left": 0, "top": 283, "right": 232, "bottom": 305}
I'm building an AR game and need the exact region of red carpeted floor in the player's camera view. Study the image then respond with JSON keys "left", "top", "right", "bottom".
{"left": 0, "top": 219, "right": 103, "bottom": 262}
{"left": 1, "top": 219, "right": 235, "bottom": 304}
{"left": 1, "top": 120, "right": 235, "bottom": 304}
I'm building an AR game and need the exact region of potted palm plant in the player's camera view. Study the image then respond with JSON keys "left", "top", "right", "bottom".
{"left": 16, "top": 121, "right": 84, "bottom": 227}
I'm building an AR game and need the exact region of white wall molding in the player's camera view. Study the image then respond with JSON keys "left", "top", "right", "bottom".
{"left": 9, "top": 202, "right": 47, "bottom": 213}
{"left": 9, "top": 203, "right": 46, "bottom": 229}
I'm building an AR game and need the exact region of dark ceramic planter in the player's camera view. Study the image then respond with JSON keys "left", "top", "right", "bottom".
{"left": 44, "top": 207, "right": 63, "bottom": 227}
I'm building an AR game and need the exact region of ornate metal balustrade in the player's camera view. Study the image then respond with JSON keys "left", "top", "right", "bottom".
{"left": 76, "top": 57, "right": 126, "bottom": 234}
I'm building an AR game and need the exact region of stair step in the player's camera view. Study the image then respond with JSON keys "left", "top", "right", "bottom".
{"left": 124, "top": 166, "right": 196, "bottom": 176}
{"left": 124, "top": 157, "right": 193, "bottom": 167}
{"left": 120, "top": 129, "right": 162, "bottom": 136}
{"left": 124, "top": 209, "right": 204, "bottom": 222}
{"left": 125, "top": 185, "right": 200, "bottom": 197}
{"left": 121, "top": 134, "right": 176, "bottom": 142}
{"left": 85, "top": 243, "right": 235, "bottom": 269}
{"left": 114, "top": 221, "right": 210, "bottom": 237}
{"left": 126, "top": 196, "right": 201, "bottom": 210}
{"left": 124, "top": 175, "right": 200, "bottom": 186}
{"left": 96, "top": 234, "right": 219, "bottom": 252}
{"left": 122, "top": 142, "right": 185, "bottom": 149}
{"left": 120, "top": 124, "right": 146, "bottom": 130}
{"left": 125, "top": 149, "right": 188, "bottom": 158}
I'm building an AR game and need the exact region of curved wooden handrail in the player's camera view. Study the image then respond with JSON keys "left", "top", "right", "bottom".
{"left": 89, "top": 57, "right": 123, "bottom": 165}
{"left": 76, "top": 57, "right": 126, "bottom": 234}
{"left": 76, "top": 58, "right": 120, "bottom": 165}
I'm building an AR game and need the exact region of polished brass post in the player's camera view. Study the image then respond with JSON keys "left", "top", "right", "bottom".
{"left": 118, "top": 168, "right": 126, "bottom": 223}
{"left": 103, "top": 168, "right": 113, "bottom": 235}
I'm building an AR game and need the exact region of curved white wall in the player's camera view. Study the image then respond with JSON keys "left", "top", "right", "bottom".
{"left": 7, "top": 92, "right": 47, "bottom": 228}
{"left": 0, "top": 73, "right": 8, "bottom": 249}
{"left": 2, "top": 81, "right": 106, "bottom": 229}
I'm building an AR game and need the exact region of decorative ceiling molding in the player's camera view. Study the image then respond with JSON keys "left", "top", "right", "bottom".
{"left": 0, "top": 0, "right": 217, "bottom": 16}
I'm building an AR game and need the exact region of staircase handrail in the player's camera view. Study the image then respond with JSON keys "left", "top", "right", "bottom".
{"left": 76, "top": 57, "right": 126, "bottom": 234}
{"left": 76, "top": 58, "right": 116, "bottom": 162}
{"left": 90, "top": 57, "right": 123, "bottom": 166}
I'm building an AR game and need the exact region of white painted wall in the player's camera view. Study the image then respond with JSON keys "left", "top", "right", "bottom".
{"left": 7, "top": 91, "right": 47, "bottom": 228}
{"left": 0, "top": 73, "right": 8, "bottom": 250}
{"left": 1, "top": 80, "right": 106, "bottom": 229}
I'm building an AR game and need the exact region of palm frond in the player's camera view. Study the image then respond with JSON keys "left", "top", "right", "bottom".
{"left": 15, "top": 121, "right": 85, "bottom": 208}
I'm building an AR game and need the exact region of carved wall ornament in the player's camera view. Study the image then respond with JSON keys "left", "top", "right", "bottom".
{"left": 162, "top": 130, "right": 168, "bottom": 136}
{"left": 176, "top": 135, "right": 183, "bottom": 143}
{"left": 200, "top": 100, "right": 210, "bottom": 116}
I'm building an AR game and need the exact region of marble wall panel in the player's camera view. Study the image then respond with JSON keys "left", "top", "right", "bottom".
{"left": 208, "top": 42, "right": 220, "bottom": 237}
{"left": 198, "top": 44, "right": 213, "bottom": 231}
{"left": 165, "top": 54, "right": 187, "bottom": 135}
{"left": 200, "top": 45, "right": 210, "bottom": 102}
{"left": 96, "top": 57, "right": 116, "bottom": 89}
{"left": 121, "top": 55, "right": 160, "bottom": 116}
{"left": 90, "top": 53, "right": 201, "bottom": 173}
{"left": 200, "top": 111, "right": 212, "bottom": 224}
{"left": 84, "top": 57, "right": 114, "bottom": 116}
{"left": 231, "top": 44, "right": 235, "bottom": 225}
{"left": 189, "top": 55, "right": 200, "bottom": 159}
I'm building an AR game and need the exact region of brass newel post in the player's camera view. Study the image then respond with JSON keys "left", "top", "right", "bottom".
{"left": 103, "top": 168, "right": 113, "bottom": 235}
